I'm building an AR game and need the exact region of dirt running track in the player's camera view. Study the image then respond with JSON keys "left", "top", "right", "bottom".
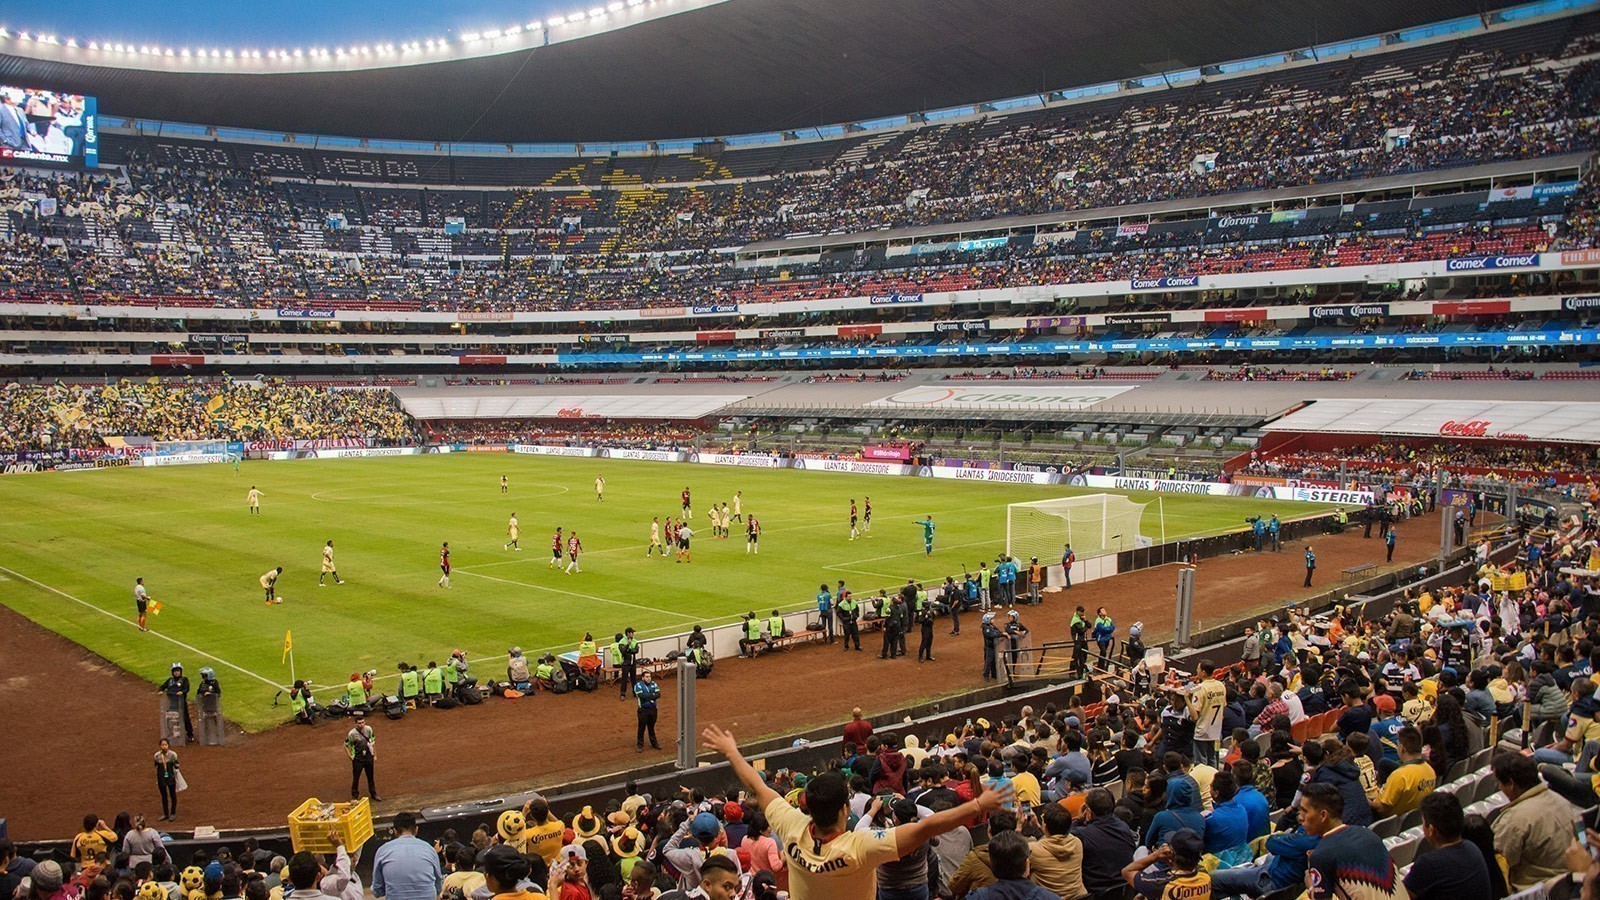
{"left": 2, "top": 512, "right": 1441, "bottom": 839}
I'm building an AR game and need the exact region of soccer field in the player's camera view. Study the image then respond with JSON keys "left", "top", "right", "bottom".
{"left": 0, "top": 454, "right": 1332, "bottom": 729}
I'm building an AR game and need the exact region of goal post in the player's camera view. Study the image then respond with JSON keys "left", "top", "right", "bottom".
{"left": 1006, "top": 493, "right": 1153, "bottom": 562}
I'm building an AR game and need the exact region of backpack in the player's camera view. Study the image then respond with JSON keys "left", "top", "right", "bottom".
{"left": 458, "top": 685, "right": 483, "bottom": 705}
{"left": 383, "top": 696, "right": 407, "bottom": 720}
{"left": 576, "top": 673, "right": 598, "bottom": 692}
{"left": 550, "top": 668, "right": 571, "bottom": 694}
{"left": 434, "top": 693, "right": 459, "bottom": 710}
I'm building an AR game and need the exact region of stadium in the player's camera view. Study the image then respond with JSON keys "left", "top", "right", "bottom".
{"left": 0, "top": 0, "right": 1598, "bottom": 897}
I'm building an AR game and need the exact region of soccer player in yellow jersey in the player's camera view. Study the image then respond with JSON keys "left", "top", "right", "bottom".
{"left": 505, "top": 513, "right": 521, "bottom": 551}
{"left": 500, "top": 474, "right": 508, "bottom": 494}
{"left": 319, "top": 540, "right": 344, "bottom": 586}
{"left": 648, "top": 517, "right": 664, "bottom": 557}
{"left": 247, "top": 486, "right": 264, "bottom": 516}
{"left": 595, "top": 475, "right": 606, "bottom": 502}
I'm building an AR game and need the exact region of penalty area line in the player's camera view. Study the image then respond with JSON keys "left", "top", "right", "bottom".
{"left": 0, "top": 563, "right": 287, "bottom": 691}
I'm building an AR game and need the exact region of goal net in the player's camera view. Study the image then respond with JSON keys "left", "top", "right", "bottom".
{"left": 1006, "top": 494, "right": 1152, "bottom": 562}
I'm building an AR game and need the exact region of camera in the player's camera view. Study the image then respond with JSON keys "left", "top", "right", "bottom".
{"left": 1245, "top": 515, "right": 1261, "bottom": 524}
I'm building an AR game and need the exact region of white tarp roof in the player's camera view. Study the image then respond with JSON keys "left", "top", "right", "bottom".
{"left": 1263, "top": 398, "right": 1600, "bottom": 444}
{"left": 865, "top": 384, "right": 1137, "bottom": 411}
{"left": 400, "top": 394, "right": 748, "bottom": 420}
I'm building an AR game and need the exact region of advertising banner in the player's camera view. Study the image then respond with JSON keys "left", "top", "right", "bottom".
{"left": 1204, "top": 308, "right": 1267, "bottom": 323}
{"left": 933, "top": 320, "right": 988, "bottom": 333}
{"left": 601, "top": 448, "right": 686, "bottom": 462}
{"left": 690, "top": 304, "right": 738, "bottom": 315}
{"left": 869, "top": 293, "right": 925, "bottom": 305}
{"left": 276, "top": 308, "right": 337, "bottom": 319}
{"left": 1309, "top": 303, "right": 1389, "bottom": 319}
{"left": 1444, "top": 254, "right": 1539, "bottom": 272}
{"left": 924, "top": 465, "right": 1063, "bottom": 485}
{"left": 141, "top": 452, "right": 229, "bottom": 467}
{"left": 1129, "top": 276, "right": 1199, "bottom": 291}
{"left": 307, "top": 447, "right": 420, "bottom": 459}
{"left": 838, "top": 324, "right": 883, "bottom": 338}
{"left": 692, "top": 452, "right": 786, "bottom": 468}
{"left": 511, "top": 444, "right": 598, "bottom": 458}
{"left": 1281, "top": 486, "right": 1375, "bottom": 505}
{"left": 792, "top": 458, "right": 915, "bottom": 476}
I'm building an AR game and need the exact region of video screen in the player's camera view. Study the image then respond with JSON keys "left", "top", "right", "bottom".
{"left": 0, "top": 85, "right": 98, "bottom": 169}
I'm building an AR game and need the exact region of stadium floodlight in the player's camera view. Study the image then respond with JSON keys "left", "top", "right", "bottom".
{"left": 164, "top": 47, "right": 174, "bottom": 56}
{"left": 547, "top": 15, "right": 566, "bottom": 26}
{"left": 18, "top": 32, "right": 30, "bottom": 41}
{"left": 504, "top": 25, "right": 522, "bottom": 35}
{"left": 1006, "top": 494, "right": 1154, "bottom": 563}
{"left": 589, "top": 7, "right": 607, "bottom": 18}
{"left": 66, "top": 38, "right": 77, "bottom": 47}
{"left": 88, "top": 41, "right": 97, "bottom": 49}
{"left": 609, "top": 2, "right": 625, "bottom": 11}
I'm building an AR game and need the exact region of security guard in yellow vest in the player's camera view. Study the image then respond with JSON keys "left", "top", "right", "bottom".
{"left": 768, "top": 610, "right": 785, "bottom": 641}
{"left": 612, "top": 629, "right": 641, "bottom": 699}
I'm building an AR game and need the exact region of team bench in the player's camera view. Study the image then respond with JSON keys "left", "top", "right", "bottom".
{"left": 1342, "top": 563, "right": 1378, "bottom": 580}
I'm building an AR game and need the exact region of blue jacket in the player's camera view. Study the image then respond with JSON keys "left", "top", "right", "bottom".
{"left": 1093, "top": 618, "right": 1116, "bottom": 643}
{"left": 1146, "top": 777, "right": 1205, "bottom": 848}
{"left": 1263, "top": 828, "right": 1321, "bottom": 888}
{"left": 1234, "top": 784, "right": 1271, "bottom": 839}
{"left": 1203, "top": 797, "right": 1252, "bottom": 858}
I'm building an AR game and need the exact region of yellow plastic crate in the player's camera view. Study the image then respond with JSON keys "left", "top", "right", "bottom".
{"left": 287, "top": 798, "right": 374, "bottom": 853}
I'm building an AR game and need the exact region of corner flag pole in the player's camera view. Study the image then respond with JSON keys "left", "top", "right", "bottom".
{"left": 282, "top": 629, "right": 295, "bottom": 687}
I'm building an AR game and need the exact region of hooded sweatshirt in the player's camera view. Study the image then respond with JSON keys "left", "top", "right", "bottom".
{"left": 1144, "top": 777, "right": 1205, "bottom": 849}
{"left": 871, "top": 748, "right": 908, "bottom": 794}
{"left": 1308, "top": 760, "right": 1374, "bottom": 827}
{"left": 1028, "top": 833, "right": 1088, "bottom": 900}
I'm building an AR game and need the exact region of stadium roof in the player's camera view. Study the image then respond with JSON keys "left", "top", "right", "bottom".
{"left": 1263, "top": 398, "right": 1600, "bottom": 444}
{"left": 0, "top": 0, "right": 1539, "bottom": 144}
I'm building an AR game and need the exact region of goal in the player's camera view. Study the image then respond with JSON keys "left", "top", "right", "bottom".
{"left": 1006, "top": 494, "right": 1152, "bottom": 562}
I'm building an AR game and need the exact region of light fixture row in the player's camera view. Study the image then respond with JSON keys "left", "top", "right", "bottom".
{"left": 0, "top": 0, "right": 656, "bottom": 65}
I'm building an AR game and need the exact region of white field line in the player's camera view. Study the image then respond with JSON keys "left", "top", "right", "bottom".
{"left": 0, "top": 563, "right": 288, "bottom": 691}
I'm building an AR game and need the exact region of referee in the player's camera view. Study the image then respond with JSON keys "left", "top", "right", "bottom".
{"left": 633, "top": 671, "right": 661, "bottom": 752}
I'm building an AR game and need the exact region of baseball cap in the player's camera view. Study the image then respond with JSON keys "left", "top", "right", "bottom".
{"left": 560, "top": 844, "right": 588, "bottom": 862}
{"left": 1169, "top": 828, "right": 1205, "bottom": 860}
{"left": 690, "top": 812, "right": 721, "bottom": 843}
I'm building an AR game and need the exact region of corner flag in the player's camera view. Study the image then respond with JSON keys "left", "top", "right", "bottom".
{"left": 282, "top": 630, "right": 293, "bottom": 664}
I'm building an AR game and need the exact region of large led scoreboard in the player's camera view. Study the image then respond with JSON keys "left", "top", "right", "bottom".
{"left": 0, "top": 84, "right": 96, "bottom": 168}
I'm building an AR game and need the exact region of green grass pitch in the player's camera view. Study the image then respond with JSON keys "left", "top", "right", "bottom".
{"left": 0, "top": 454, "right": 1332, "bottom": 729}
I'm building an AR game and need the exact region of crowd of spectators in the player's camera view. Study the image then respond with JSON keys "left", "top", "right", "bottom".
{"left": 0, "top": 35, "right": 1595, "bottom": 317}
{"left": 1243, "top": 441, "right": 1600, "bottom": 487}
{"left": 0, "top": 380, "right": 418, "bottom": 454}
